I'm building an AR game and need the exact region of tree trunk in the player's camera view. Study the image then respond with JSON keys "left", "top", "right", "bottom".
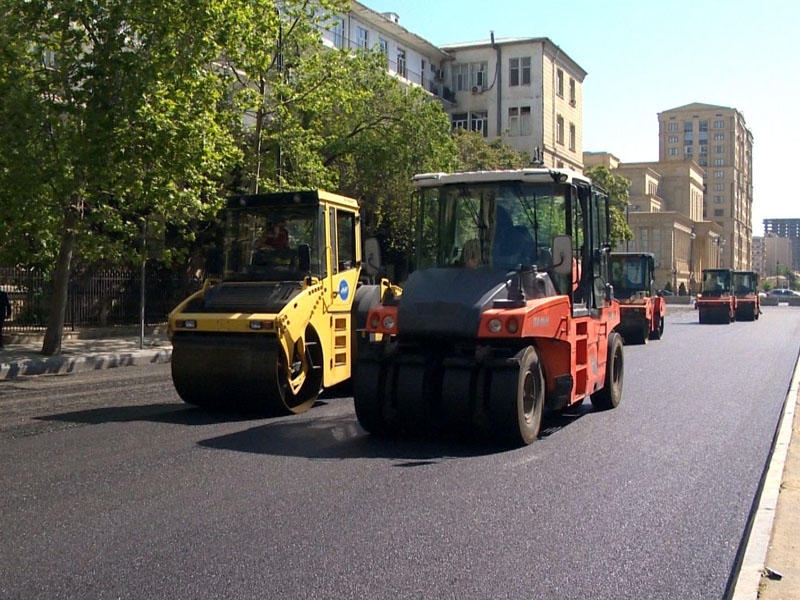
{"left": 41, "top": 208, "right": 77, "bottom": 356}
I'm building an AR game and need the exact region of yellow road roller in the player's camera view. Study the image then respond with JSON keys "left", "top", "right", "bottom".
{"left": 168, "top": 190, "right": 399, "bottom": 415}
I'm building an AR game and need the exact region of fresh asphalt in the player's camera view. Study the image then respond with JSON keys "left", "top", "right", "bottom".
{"left": 0, "top": 310, "right": 797, "bottom": 598}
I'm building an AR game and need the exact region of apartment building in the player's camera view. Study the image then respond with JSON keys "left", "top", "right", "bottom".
{"left": 763, "top": 219, "right": 800, "bottom": 273}
{"left": 439, "top": 37, "right": 586, "bottom": 171}
{"left": 320, "top": 2, "right": 451, "bottom": 98}
{"left": 585, "top": 152, "right": 723, "bottom": 293}
{"left": 657, "top": 103, "right": 754, "bottom": 271}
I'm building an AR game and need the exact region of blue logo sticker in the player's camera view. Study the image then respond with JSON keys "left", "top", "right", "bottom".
{"left": 338, "top": 279, "right": 350, "bottom": 300}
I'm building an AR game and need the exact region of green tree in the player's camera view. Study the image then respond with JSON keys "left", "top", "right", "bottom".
{"left": 584, "top": 166, "right": 633, "bottom": 247}
{"left": 453, "top": 129, "right": 530, "bottom": 170}
{"left": 0, "top": 0, "right": 241, "bottom": 355}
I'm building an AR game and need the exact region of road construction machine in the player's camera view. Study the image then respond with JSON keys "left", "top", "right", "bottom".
{"left": 168, "top": 190, "right": 398, "bottom": 415}
{"left": 696, "top": 268, "right": 736, "bottom": 324}
{"left": 732, "top": 270, "right": 760, "bottom": 321}
{"left": 353, "top": 168, "right": 624, "bottom": 446}
{"left": 609, "top": 252, "right": 665, "bottom": 344}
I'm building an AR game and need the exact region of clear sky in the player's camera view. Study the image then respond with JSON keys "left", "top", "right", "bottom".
{"left": 362, "top": 0, "right": 800, "bottom": 234}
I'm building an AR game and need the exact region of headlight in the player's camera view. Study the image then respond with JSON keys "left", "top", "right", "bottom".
{"left": 506, "top": 317, "right": 519, "bottom": 334}
{"left": 382, "top": 315, "right": 395, "bottom": 330}
{"left": 178, "top": 319, "right": 197, "bottom": 329}
{"left": 488, "top": 318, "right": 502, "bottom": 333}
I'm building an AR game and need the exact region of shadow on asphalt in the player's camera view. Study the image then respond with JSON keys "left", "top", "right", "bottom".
{"left": 34, "top": 397, "right": 594, "bottom": 461}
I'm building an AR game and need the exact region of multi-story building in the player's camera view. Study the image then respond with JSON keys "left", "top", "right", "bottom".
{"left": 585, "top": 152, "right": 723, "bottom": 293}
{"left": 439, "top": 37, "right": 586, "bottom": 171}
{"left": 321, "top": 3, "right": 451, "bottom": 98}
{"left": 657, "top": 103, "right": 754, "bottom": 271}
{"left": 763, "top": 219, "right": 800, "bottom": 273}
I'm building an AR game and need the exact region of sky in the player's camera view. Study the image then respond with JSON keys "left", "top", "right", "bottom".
{"left": 361, "top": 0, "right": 800, "bottom": 233}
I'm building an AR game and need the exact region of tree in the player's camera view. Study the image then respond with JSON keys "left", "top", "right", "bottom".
{"left": 584, "top": 166, "right": 633, "bottom": 247}
{"left": 0, "top": 0, "right": 242, "bottom": 354}
{"left": 453, "top": 129, "right": 530, "bottom": 171}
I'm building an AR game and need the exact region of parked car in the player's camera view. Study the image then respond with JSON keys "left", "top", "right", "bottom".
{"left": 767, "top": 288, "right": 800, "bottom": 297}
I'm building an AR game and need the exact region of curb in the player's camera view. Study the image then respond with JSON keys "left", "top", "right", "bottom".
{"left": 0, "top": 348, "right": 172, "bottom": 380}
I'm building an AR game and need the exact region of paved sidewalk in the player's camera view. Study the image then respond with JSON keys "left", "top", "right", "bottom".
{"left": 0, "top": 326, "right": 797, "bottom": 599}
{"left": 0, "top": 327, "right": 171, "bottom": 379}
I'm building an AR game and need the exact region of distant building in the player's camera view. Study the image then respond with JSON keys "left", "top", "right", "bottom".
{"left": 657, "top": 103, "right": 754, "bottom": 271}
{"left": 763, "top": 219, "right": 800, "bottom": 272}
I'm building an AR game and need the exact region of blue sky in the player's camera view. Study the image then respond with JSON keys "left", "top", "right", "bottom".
{"left": 362, "top": 0, "right": 800, "bottom": 232}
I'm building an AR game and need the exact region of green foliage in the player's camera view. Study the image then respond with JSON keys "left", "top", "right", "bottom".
{"left": 584, "top": 166, "right": 633, "bottom": 247}
{"left": 454, "top": 129, "right": 530, "bottom": 170}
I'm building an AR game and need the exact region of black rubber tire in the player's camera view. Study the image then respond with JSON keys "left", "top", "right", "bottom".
{"left": 440, "top": 365, "right": 475, "bottom": 438}
{"left": 487, "top": 346, "right": 544, "bottom": 446}
{"left": 395, "top": 361, "right": 437, "bottom": 437}
{"left": 649, "top": 315, "right": 664, "bottom": 340}
{"left": 353, "top": 360, "right": 388, "bottom": 435}
{"left": 639, "top": 321, "right": 649, "bottom": 345}
{"left": 591, "top": 332, "right": 624, "bottom": 411}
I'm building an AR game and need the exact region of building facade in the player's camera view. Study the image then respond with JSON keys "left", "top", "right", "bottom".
{"left": 657, "top": 103, "right": 754, "bottom": 271}
{"left": 439, "top": 37, "right": 586, "bottom": 171}
{"left": 763, "top": 219, "right": 800, "bottom": 273}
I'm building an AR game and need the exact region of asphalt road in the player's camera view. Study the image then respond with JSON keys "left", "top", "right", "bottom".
{"left": 1, "top": 305, "right": 798, "bottom": 599}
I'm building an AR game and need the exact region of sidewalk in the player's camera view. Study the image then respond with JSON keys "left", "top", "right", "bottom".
{"left": 0, "top": 326, "right": 172, "bottom": 379}
{"left": 0, "top": 326, "right": 797, "bottom": 599}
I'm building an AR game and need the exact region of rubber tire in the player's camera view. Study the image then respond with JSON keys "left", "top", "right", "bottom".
{"left": 591, "top": 332, "right": 624, "bottom": 411}
{"left": 488, "top": 346, "right": 544, "bottom": 446}
{"left": 649, "top": 315, "right": 664, "bottom": 340}
{"left": 353, "top": 360, "right": 388, "bottom": 435}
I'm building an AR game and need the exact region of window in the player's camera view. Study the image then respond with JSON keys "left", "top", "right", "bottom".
{"left": 333, "top": 19, "right": 344, "bottom": 49}
{"left": 714, "top": 183, "right": 724, "bottom": 191}
{"left": 556, "top": 115, "right": 564, "bottom": 145}
{"left": 699, "top": 120, "right": 708, "bottom": 132}
{"left": 569, "top": 78, "right": 576, "bottom": 106}
{"left": 668, "top": 147, "right": 678, "bottom": 157}
{"left": 667, "top": 121, "right": 679, "bottom": 132}
{"left": 509, "top": 58, "right": 520, "bottom": 86}
{"left": 715, "top": 145, "right": 725, "bottom": 153}
{"left": 714, "top": 195, "right": 724, "bottom": 204}
{"left": 508, "top": 106, "right": 519, "bottom": 137}
{"left": 668, "top": 135, "right": 678, "bottom": 143}
{"left": 520, "top": 106, "right": 531, "bottom": 135}
{"left": 714, "top": 209, "right": 724, "bottom": 217}
{"left": 508, "top": 107, "right": 519, "bottom": 136}
{"left": 714, "top": 170, "right": 724, "bottom": 179}
{"left": 714, "top": 119, "right": 725, "bottom": 128}
{"left": 714, "top": 133, "right": 725, "bottom": 141}
{"left": 569, "top": 123, "right": 576, "bottom": 151}
{"left": 335, "top": 210, "right": 356, "bottom": 273}
{"left": 556, "top": 69, "right": 564, "bottom": 97}
{"left": 685, "top": 146, "right": 693, "bottom": 156}
{"left": 714, "top": 158, "right": 724, "bottom": 166}
{"left": 378, "top": 38, "right": 388, "bottom": 65}
{"left": 699, "top": 145, "right": 708, "bottom": 155}
{"left": 471, "top": 111, "right": 488, "bottom": 137}
{"left": 356, "top": 26, "right": 368, "bottom": 49}
{"left": 452, "top": 63, "right": 468, "bottom": 91}
{"left": 396, "top": 48, "right": 407, "bottom": 78}
{"left": 698, "top": 158, "right": 707, "bottom": 167}
{"left": 451, "top": 113, "right": 468, "bottom": 131}
{"left": 470, "top": 62, "right": 488, "bottom": 90}
{"left": 521, "top": 57, "right": 531, "bottom": 85}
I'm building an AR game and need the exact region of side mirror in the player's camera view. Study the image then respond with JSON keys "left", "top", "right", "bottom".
{"left": 362, "top": 237, "right": 382, "bottom": 278}
{"left": 551, "top": 235, "right": 573, "bottom": 275}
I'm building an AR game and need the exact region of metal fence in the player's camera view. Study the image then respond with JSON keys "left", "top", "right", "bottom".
{"left": 0, "top": 266, "right": 196, "bottom": 332}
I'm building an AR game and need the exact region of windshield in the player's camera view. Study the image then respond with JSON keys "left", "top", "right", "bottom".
{"left": 733, "top": 272, "right": 757, "bottom": 294}
{"left": 223, "top": 204, "right": 321, "bottom": 281}
{"left": 416, "top": 181, "right": 568, "bottom": 271}
{"left": 701, "top": 269, "right": 731, "bottom": 295}
{"left": 610, "top": 255, "right": 651, "bottom": 296}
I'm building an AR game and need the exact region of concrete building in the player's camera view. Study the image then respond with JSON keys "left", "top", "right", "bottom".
{"left": 438, "top": 37, "right": 586, "bottom": 171}
{"left": 321, "top": 2, "right": 451, "bottom": 99}
{"left": 585, "top": 153, "right": 723, "bottom": 294}
{"left": 657, "top": 103, "right": 754, "bottom": 271}
{"left": 763, "top": 219, "right": 800, "bottom": 272}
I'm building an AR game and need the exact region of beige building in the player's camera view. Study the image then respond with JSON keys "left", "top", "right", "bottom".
{"left": 585, "top": 153, "right": 723, "bottom": 293}
{"left": 657, "top": 103, "right": 754, "bottom": 270}
{"left": 439, "top": 37, "right": 586, "bottom": 171}
{"left": 756, "top": 233, "right": 793, "bottom": 282}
